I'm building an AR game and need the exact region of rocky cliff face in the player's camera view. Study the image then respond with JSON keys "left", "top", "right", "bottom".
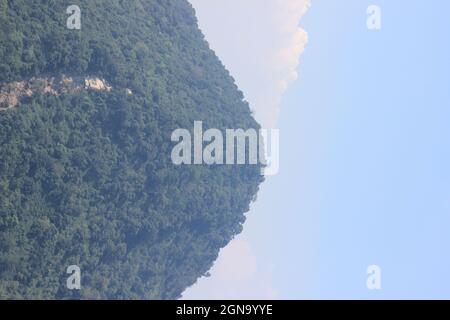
{"left": 0, "top": 76, "right": 113, "bottom": 111}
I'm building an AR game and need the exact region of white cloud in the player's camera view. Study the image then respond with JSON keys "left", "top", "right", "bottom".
{"left": 189, "top": 0, "right": 310, "bottom": 128}
{"left": 183, "top": 0, "right": 310, "bottom": 299}
{"left": 181, "top": 238, "right": 278, "bottom": 300}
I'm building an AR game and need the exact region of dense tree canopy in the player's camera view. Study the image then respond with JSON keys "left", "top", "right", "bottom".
{"left": 0, "top": 0, "right": 264, "bottom": 299}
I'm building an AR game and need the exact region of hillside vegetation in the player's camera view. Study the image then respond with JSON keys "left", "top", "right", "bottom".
{"left": 0, "top": 0, "right": 263, "bottom": 299}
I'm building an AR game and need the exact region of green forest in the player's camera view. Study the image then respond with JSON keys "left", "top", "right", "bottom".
{"left": 0, "top": 0, "right": 264, "bottom": 299}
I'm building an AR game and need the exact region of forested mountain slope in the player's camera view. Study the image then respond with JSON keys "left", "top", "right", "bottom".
{"left": 0, "top": 0, "right": 263, "bottom": 299}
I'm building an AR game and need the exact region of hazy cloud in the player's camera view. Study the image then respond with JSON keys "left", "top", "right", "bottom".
{"left": 181, "top": 238, "right": 278, "bottom": 300}
{"left": 183, "top": 0, "right": 310, "bottom": 299}
{"left": 189, "top": 0, "right": 310, "bottom": 128}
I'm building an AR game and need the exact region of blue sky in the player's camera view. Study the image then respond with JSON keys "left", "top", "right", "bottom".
{"left": 184, "top": 0, "right": 450, "bottom": 299}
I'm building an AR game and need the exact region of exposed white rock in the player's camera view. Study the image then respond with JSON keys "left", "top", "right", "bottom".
{"left": 0, "top": 75, "right": 113, "bottom": 110}
{"left": 84, "top": 77, "right": 112, "bottom": 92}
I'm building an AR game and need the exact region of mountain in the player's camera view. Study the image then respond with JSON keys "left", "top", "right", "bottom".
{"left": 0, "top": 0, "right": 264, "bottom": 299}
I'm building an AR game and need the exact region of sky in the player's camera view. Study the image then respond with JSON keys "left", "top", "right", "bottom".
{"left": 183, "top": 0, "right": 450, "bottom": 299}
